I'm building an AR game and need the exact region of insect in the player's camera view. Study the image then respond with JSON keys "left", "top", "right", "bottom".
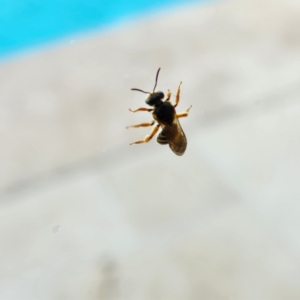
{"left": 126, "top": 68, "right": 192, "bottom": 156}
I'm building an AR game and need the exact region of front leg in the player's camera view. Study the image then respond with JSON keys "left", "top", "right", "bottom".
{"left": 174, "top": 81, "right": 182, "bottom": 108}
{"left": 176, "top": 105, "right": 192, "bottom": 118}
{"left": 130, "top": 124, "right": 160, "bottom": 145}
{"left": 165, "top": 90, "right": 171, "bottom": 101}
{"left": 129, "top": 107, "right": 153, "bottom": 113}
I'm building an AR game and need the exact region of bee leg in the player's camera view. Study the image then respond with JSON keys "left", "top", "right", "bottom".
{"left": 174, "top": 81, "right": 182, "bottom": 108}
{"left": 130, "top": 124, "right": 160, "bottom": 145}
{"left": 129, "top": 107, "right": 153, "bottom": 113}
{"left": 165, "top": 90, "right": 171, "bottom": 101}
{"left": 176, "top": 105, "right": 192, "bottom": 118}
{"left": 126, "top": 120, "right": 155, "bottom": 129}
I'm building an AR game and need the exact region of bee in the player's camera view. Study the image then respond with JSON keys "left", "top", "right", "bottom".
{"left": 127, "top": 68, "right": 192, "bottom": 156}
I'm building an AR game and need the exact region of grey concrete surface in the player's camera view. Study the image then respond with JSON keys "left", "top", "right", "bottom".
{"left": 1, "top": 0, "right": 300, "bottom": 299}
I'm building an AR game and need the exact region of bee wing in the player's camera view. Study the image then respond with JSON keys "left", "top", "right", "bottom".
{"left": 161, "top": 116, "right": 187, "bottom": 156}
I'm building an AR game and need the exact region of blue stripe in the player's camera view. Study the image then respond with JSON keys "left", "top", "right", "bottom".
{"left": 0, "top": 0, "right": 203, "bottom": 59}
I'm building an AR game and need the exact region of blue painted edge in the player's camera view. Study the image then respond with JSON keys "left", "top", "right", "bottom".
{"left": 0, "top": 0, "right": 208, "bottom": 60}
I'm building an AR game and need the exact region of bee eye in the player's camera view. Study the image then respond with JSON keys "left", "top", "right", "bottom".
{"left": 157, "top": 92, "right": 164, "bottom": 99}
{"left": 146, "top": 92, "right": 164, "bottom": 105}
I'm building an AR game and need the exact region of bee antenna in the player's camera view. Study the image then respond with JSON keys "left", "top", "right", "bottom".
{"left": 153, "top": 67, "right": 161, "bottom": 92}
{"left": 131, "top": 88, "right": 150, "bottom": 94}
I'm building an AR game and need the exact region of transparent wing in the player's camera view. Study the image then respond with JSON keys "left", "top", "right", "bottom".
{"left": 160, "top": 116, "right": 187, "bottom": 156}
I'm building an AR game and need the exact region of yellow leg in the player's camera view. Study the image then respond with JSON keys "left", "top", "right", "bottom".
{"left": 174, "top": 81, "right": 182, "bottom": 108}
{"left": 176, "top": 105, "right": 192, "bottom": 118}
{"left": 165, "top": 90, "right": 171, "bottom": 101}
{"left": 130, "top": 124, "right": 160, "bottom": 145}
{"left": 129, "top": 107, "right": 153, "bottom": 113}
{"left": 126, "top": 120, "right": 155, "bottom": 129}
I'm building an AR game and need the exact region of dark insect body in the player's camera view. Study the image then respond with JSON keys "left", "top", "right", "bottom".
{"left": 126, "top": 68, "right": 192, "bottom": 156}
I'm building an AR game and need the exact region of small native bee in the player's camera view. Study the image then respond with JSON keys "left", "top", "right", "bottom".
{"left": 127, "top": 68, "right": 192, "bottom": 156}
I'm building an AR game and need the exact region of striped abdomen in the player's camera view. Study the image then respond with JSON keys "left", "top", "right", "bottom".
{"left": 157, "top": 130, "right": 168, "bottom": 145}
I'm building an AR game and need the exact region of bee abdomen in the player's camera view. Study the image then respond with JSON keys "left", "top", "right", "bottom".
{"left": 157, "top": 131, "right": 168, "bottom": 145}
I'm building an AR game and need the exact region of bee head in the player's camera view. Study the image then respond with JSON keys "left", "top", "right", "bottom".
{"left": 145, "top": 91, "right": 164, "bottom": 106}
{"left": 131, "top": 68, "right": 164, "bottom": 107}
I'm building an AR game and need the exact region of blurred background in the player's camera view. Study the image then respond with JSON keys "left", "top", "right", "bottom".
{"left": 1, "top": 0, "right": 300, "bottom": 299}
